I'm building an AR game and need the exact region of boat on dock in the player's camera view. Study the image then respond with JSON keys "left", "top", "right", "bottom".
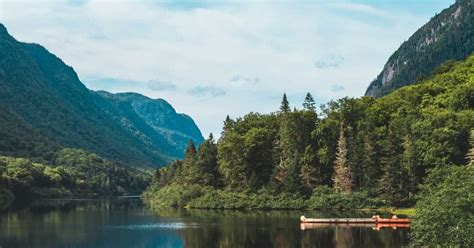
{"left": 300, "top": 222, "right": 411, "bottom": 231}
{"left": 300, "top": 215, "right": 411, "bottom": 224}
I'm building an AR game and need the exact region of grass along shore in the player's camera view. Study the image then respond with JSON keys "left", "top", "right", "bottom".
{"left": 142, "top": 184, "right": 399, "bottom": 211}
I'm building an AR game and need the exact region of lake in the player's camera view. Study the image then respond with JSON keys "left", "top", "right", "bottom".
{"left": 0, "top": 198, "right": 410, "bottom": 248}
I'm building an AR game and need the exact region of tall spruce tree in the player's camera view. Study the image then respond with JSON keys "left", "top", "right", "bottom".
{"left": 182, "top": 140, "right": 197, "bottom": 184}
{"left": 244, "top": 127, "right": 274, "bottom": 190}
{"left": 195, "top": 133, "right": 220, "bottom": 187}
{"left": 303, "top": 92, "right": 316, "bottom": 112}
{"left": 283, "top": 150, "right": 303, "bottom": 193}
{"left": 378, "top": 124, "right": 406, "bottom": 206}
{"left": 333, "top": 124, "right": 352, "bottom": 193}
{"left": 280, "top": 93, "right": 290, "bottom": 113}
{"left": 218, "top": 131, "right": 246, "bottom": 188}
{"left": 300, "top": 144, "right": 320, "bottom": 194}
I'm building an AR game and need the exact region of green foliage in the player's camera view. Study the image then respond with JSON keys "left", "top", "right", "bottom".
{"left": 146, "top": 55, "right": 474, "bottom": 215}
{"left": 144, "top": 184, "right": 382, "bottom": 210}
{"left": 0, "top": 25, "right": 203, "bottom": 167}
{"left": 144, "top": 184, "right": 306, "bottom": 209}
{"left": 194, "top": 134, "right": 220, "bottom": 187}
{"left": 280, "top": 93, "right": 290, "bottom": 113}
{"left": 0, "top": 149, "right": 150, "bottom": 200}
{"left": 306, "top": 186, "right": 385, "bottom": 209}
{"left": 366, "top": 0, "right": 473, "bottom": 97}
{"left": 411, "top": 165, "right": 474, "bottom": 247}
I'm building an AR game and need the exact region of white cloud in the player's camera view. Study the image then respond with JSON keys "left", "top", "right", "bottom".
{"left": 147, "top": 80, "right": 177, "bottom": 91}
{"left": 0, "top": 0, "right": 452, "bottom": 137}
{"left": 188, "top": 86, "right": 226, "bottom": 97}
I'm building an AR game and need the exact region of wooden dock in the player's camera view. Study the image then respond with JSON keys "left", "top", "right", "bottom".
{"left": 300, "top": 215, "right": 411, "bottom": 224}
{"left": 300, "top": 222, "right": 411, "bottom": 230}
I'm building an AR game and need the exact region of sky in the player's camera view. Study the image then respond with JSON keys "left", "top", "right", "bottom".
{"left": 0, "top": 0, "right": 454, "bottom": 137}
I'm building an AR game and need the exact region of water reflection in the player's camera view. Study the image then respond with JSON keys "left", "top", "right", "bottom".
{"left": 0, "top": 199, "right": 410, "bottom": 248}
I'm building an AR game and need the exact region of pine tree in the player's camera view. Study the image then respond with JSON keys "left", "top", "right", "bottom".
{"left": 182, "top": 140, "right": 197, "bottom": 184}
{"left": 378, "top": 125, "right": 406, "bottom": 206}
{"left": 167, "top": 160, "right": 183, "bottom": 183}
{"left": 218, "top": 131, "right": 247, "bottom": 188}
{"left": 223, "top": 115, "right": 235, "bottom": 133}
{"left": 277, "top": 111, "right": 297, "bottom": 187}
{"left": 283, "top": 150, "right": 302, "bottom": 193}
{"left": 360, "top": 134, "right": 378, "bottom": 191}
{"left": 244, "top": 127, "right": 274, "bottom": 190}
{"left": 302, "top": 92, "right": 316, "bottom": 112}
{"left": 280, "top": 93, "right": 290, "bottom": 113}
{"left": 332, "top": 124, "right": 352, "bottom": 193}
{"left": 300, "top": 145, "right": 320, "bottom": 194}
{"left": 195, "top": 133, "right": 220, "bottom": 187}
{"left": 153, "top": 169, "right": 163, "bottom": 186}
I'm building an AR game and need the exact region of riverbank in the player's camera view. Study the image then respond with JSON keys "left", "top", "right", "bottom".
{"left": 142, "top": 184, "right": 395, "bottom": 211}
{"left": 387, "top": 208, "right": 416, "bottom": 216}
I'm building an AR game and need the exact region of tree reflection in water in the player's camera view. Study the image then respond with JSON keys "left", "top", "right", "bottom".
{"left": 0, "top": 199, "right": 409, "bottom": 248}
{"left": 151, "top": 208, "right": 410, "bottom": 248}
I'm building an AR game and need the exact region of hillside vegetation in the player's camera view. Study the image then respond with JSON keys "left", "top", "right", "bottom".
{"left": 0, "top": 24, "right": 203, "bottom": 167}
{"left": 145, "top": 54, "right": 473, "bottom": 209}
{"left": 0, "top": 149, "right": 150, "bottom": 201}
{"left": 365, "top": 0, "right": 473, "bottom": 98}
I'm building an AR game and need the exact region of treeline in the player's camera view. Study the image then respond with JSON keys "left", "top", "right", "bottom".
{"left": 0, "top": 148, "right": 150, "bottom": 201}
{"left": 147, "top": 55, "right": 473, "bottom": 209}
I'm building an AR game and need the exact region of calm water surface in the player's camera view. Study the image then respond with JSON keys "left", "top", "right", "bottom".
{"left": 0, "top": 198, "right": 410, "bottom": 248}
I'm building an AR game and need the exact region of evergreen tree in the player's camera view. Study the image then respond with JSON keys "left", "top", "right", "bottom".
{"left": 377, "top": 125, "right": 406, "bottom": 206}
{"left": 360, "top": 134, "right": 378, "bottom": 192}
{"left": 218, "top": 131, "right": 246, "bottom": 188}
{"left": 244, "top": 128, "right": 274, "bottom": 190}
{"left": 332, "top": 124, "right": 352, "bottom": 193}
{"left": 167, "top": 160, "right": 183, "bottom": 183}
{"left": 280, "top": 93, "right": 290, "bottom": 113}
{"left": 195, "top": 133, "right": 220, "bottom": 187}
{"left": 302, "top": 92, "right": 316, "bottom": 112}
{"left": 283, "top": 150, "right": 303, "bottom": 193}
{"left": 153, "top": 169, "right": 164, "bottom": 186}
{"left": 182, "top": 140, "right": 197, "bottom": 184}
{"left": 223, "top": 115, "right": 235, "bottom": 133}
{"left": 300, "top": 144, "right": 320, "bottom": 194}
{"left": 277, "top": 111, "right": 298, "bottom": 187}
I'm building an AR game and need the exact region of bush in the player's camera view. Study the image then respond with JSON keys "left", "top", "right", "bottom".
{"left": 411, "top": 165, "right": 474, "bottom": 247}
{"left": 143, "top": 184, "right": 383, "bottom": 210}
{"left": 306, "top": 186, "right": 385, "bottom": 209}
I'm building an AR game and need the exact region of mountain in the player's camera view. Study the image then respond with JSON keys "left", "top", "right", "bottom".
{"left": 0, "top": 24, "right": 203, "bottom": 167}
{"left": 93, "top": 91, "right": 203, "bottom": 157}
{"left": 365, "top": 0, "right": 473, "bottom": 98}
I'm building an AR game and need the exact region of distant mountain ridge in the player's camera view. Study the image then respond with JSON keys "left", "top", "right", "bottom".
{"left": 365, "top": 0, "right": 473, "bottom": 98}
{"left": 0, "top": 23, "right": 203, "bottom": 167}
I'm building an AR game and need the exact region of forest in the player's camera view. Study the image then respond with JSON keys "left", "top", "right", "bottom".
{"left": 146, "top": 55, "right": 473, "bottom": 207}
{"left": 144, "top": 55, "right": 474, "bottom": 246}
{"left": 0, "top": 148, "right": 150, "bottom": 201}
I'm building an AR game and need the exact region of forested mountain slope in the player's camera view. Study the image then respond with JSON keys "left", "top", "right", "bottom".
{"left": 365, "top": 0, "right": 473, "bottom": 98}
{"left": 145, "top": 54, "right": 473, "bottom": 209}
{"left": 0, "top": 24, "right": 203, "bottom": 167}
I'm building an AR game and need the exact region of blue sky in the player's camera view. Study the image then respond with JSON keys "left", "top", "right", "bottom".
{"left": 0, "top": 0, "right": 454, "bottom": 137}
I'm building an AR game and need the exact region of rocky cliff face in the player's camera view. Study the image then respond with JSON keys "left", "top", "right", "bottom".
{"left": 365, "top": 0, "right": 473, "bottom": 98}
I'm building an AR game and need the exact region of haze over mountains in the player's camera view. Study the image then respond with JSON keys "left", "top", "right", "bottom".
{"left": 365, "top": 0, "right": 473, "bottom": 98}
{"left": 0, "top": 24, "right": 203, "bottom": 167}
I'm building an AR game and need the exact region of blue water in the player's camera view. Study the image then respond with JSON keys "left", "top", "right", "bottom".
{"left": 0, "top": 198, "right": 410, "bottom": 248}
